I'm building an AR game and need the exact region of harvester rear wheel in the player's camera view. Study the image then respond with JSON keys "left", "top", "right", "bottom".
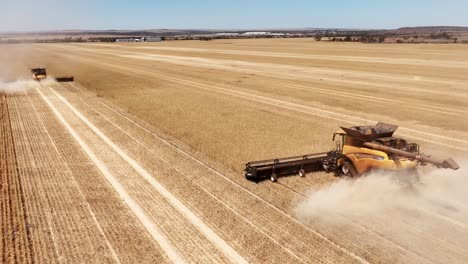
{"left": 342, "top": 161, "right": 357, "bottom": 177}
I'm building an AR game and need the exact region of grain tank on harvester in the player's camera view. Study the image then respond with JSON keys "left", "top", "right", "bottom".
{"left": 31, "top": 68, "right": 74, "bottom": 82}
{"left": 245, "top": 122, "right": 459, "bottom": 182}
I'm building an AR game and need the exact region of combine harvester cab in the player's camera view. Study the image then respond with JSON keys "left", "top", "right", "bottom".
{"left": 31, "top": 68, "right": 74, "bottom": 82}
{"left": 245, "top": 122, "right": 459, "bottom": 183}
{"left": 31, "top": 68, "right": 47, "bottom": 81}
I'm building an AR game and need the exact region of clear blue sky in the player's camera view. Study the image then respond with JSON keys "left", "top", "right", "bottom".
{"left": 2, "top": 0, "right": 468, "bottom": 32}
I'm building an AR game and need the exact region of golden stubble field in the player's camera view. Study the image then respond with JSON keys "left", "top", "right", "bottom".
{"left": 3, "top": 39, "right": 468, "bottom": 170}
{"left": 1, "top": 39, "right": 468, "bottom": 263}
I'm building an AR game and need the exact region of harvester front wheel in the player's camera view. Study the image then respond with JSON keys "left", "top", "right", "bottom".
{"left": 270, "top": 173, "right": 278, "bottom": 182}
{"left": 342, "top": 161, "right": 357, "bottom": 177}
{"left": 298, "top": 169, "right": 306, "bottom": 177}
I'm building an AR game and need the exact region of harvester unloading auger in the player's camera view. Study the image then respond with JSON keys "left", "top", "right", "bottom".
{"left": 245, "top": 122, "right": 459, "bottom": 182}
{"left": 31, "top": 68, "right": 74, "bottom": 82}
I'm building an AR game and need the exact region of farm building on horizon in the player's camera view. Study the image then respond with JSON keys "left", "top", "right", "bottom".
{"left": 115, "top": 37, "right": 163, "bottom": 43}
{"left": 142, "top": 37, "right": 163, "bottom": 42}
{"left": 115, "top": 38, "right": 135, "bottom": 42}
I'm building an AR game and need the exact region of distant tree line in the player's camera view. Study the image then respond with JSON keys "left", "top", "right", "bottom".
{"left": 315, "top": 34, "right": 386, "bottom": 43}
{"left": 1, "top": 30, "right": 464, "bottom": 44}
{"left": 0, "top": 37, "right": 87, "bottom": 44}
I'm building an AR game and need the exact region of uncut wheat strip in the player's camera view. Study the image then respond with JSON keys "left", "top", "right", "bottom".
{"left": 63, "top": 84, "right": 366, "bottom": 263}
{"left": 20, "top": 101, "right": 117, "bottom": 263}
{"left": 8, "top": 94, "right": 61, "bottom": 263}
{"left": 9, "top": 93, "right": 86, "bottom": 263}
{"left": 13, "top": 92, "right": 121, "bottom": 263}
{"left": 13, "top": 90, "right": 121, "bottom": 263}
{"left": 47, "top": 87, "right": 249, "bottom": 264}
{"left": 0, "top": 93, "right": 7, "bottom": 261}
{"left": 3, "top": 94, "right": 31, "bottom": 263}
{"left": 0, "top": 93, "right": 12, "bottom": 263}
{"left": 55, "top": 85, "right": 305, "bottom": 263}
{"left": 10, "top": 93, "right": 93, "bottom": 263}
{"left": 3, "top": 93, "right": 35, "bottom": 263}
{"left": 15, "top": 90, "right": 118, "bottom": 263}
{"left": 2, "top": 95, "right": 20, "bottom": 263}
{"left": 0, "top": 94, "right": 23, "bottom": 263}
{"left": 21, "top": 91, "right": 95, "bottom": 262}
{"left": 27, "top": 90, "right": 169, "bottom": 264}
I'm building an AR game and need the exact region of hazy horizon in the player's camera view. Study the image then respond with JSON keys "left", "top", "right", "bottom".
{"left": 3, "top": 0, "right": 468, "bottom": 32}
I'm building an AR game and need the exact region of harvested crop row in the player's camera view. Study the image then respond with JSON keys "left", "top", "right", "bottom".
{"left": 0, "top": 92, "right": 34, "bottom": 264}
{"left": 26, "top": 88, "right": 169, "bottom": 263}
{"left": 7, "top": 92, "right": 119, "bottom": 263}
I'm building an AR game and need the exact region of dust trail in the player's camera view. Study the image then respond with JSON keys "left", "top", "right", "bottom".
{"left": 0, "top": 78, "right": 56, "bottom": 93}
{"left": 294, "top": 163, "right": 468, "bottom": 261}
{"left": 295, "top": 165, "right": 468, "bottom": 220}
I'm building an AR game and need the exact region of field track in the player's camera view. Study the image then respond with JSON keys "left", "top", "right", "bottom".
{"left": 1, "top": 39, "right": 468, "bottom": 263}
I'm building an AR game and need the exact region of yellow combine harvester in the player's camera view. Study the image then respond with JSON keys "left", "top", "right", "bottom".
{"left": 245, "top": 122, "right": 459, "bottom": 182}
{"left": 31, "top": 68, "right": 74, "bottom": 82}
